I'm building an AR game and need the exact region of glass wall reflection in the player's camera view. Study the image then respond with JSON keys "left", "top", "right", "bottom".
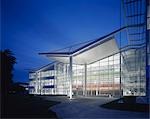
{"left": 122, "top": 47, "right": 146, "bottom": 96}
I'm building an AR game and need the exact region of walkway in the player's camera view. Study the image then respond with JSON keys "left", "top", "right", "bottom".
{"left": 42, "top": 96, "right": 149, "bottom": 119}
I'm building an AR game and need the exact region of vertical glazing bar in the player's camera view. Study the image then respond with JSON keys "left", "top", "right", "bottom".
{"left": 99, "top": 61, "right": 101, "bottom": 95}
{"left": 119, "top": 52, "right": 122, "bottom": 97}
{"left": 39, "top": 72, "right": 42, "bottom": 95}
{"left": 113, "top": 55, "right": 115, "bottom": 97}
{"left": 84, "top": 64, "right": 87, "bottom": 96}
{"left": 36, "top": 72, "right": 38, "bottom": 94}
{"left": 69, "top": 56, "right": 73, "bottom": 99}
{"left": 96, "top": 61, "right": 100, "bottom": 96}
{"left": 54, "top": 63, "right": 56, "bottom": 95}
{"left": 108, "top": 56, "right": 109, "bottom": 96}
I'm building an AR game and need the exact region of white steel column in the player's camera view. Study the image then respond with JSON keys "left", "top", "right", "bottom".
{"left": 35, "top": 71, "right": 38, "bottom": 94}
{"left": 54, "top": 63, "right": 57, "bottom": 95}
{"left": 39, "top": 71, "right": 41, "bottom": 95}
{"left": 69, "top": 56, "right": 73, "bottom": 99}
{"left": 84, "top": 64, "right": 87, "bottom": 96}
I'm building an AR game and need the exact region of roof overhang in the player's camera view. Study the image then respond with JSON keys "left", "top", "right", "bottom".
{"left": 39, "top": 37, "right": 119, "bottom": 64}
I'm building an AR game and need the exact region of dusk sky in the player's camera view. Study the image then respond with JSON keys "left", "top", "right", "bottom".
{"left": 2, "top": 0, "right": 121, "bottom": 83}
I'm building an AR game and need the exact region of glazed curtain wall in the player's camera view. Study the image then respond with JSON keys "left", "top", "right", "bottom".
{"left": 86, "top": 53, "right": 120, "bottom": 97}
{"left": 55, "top": 54, "right": 121, "bottom": 97}
{"left": 72, "top": 48, "right": 146, "bottom": 97}
{"left": 121, "top": 47, "right": 146, "bottom": 96}
{"left": 29, "top": 70, "right": 56, "bottom": 95}
{"left": 72, "top": 64, "right": 84, "bottom": 96}
{"left": 55, "top": 63, "right": 70, "bottom": 95}
{"left": 53, "top": 47, "right": 146, "bottom": 97}
{"left": 55, "top": 63, "right": 85, "bottom": 96}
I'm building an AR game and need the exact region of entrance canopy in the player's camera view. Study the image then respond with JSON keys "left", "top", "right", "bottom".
{"left": 39, "top": 37, "right": 119, "bottom": 64}
{"left": 39, "top": 27, "right": 124, "bottom": 64}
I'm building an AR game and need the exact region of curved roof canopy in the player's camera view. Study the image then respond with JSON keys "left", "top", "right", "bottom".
{"left": 39, "top": 28, "right": 124, "bottom": 64}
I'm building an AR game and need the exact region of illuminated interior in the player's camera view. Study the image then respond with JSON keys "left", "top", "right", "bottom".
{"left": 29, "top": 46, "right": 146, "bottom": 97}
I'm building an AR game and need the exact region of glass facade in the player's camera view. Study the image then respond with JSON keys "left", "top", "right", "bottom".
{"left": 122, "top": 47, "right": 146, "bottom": 96}
{"left": 29, "top": 68, "right": 56, "bottom": 95}
{"left": 55, "top": 63, "right": 70, "bottom": 95}
{"left": 29, "top": 47, "right": 146, "bottom": 97}
{"left": 86, "top": 53, "right": 120, "bottom": 97}
{"left": 72, "top": 64, "right": 84, "bottom": 96}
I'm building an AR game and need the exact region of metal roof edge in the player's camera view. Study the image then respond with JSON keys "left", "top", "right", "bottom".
{"left": 38, "top": 27, "right": 126, "bottom": 56}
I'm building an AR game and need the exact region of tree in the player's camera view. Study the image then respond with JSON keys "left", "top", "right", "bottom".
{"left": 0, "top": 49, "right": 16, "bottom": 96}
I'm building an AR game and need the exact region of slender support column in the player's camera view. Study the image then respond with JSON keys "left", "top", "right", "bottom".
{"left": 54, "top": 63, "right": 57, "bottom": 95}
{"left": 36, "top": 72, "right": 39, "bottom": 95}
{"left": 35, "top": 72, "right": 38, "bottom": 94}
{"left": 69, "top": 56, "right": 73, "bottom": 99}
{"left": 39, "top": 72, "right": 42, "bottom": 95}
{"left": 119, "top": 52, "right": 122, "bottom": 98}
{"left": 84, "top": 64, "right": 87, "bottom": 96}
{"left": 96, "top": 90, "right": 98, "bottom": 96}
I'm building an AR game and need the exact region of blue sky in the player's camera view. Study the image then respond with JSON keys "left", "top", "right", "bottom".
{"left": 1, "top": 0, "right": 121, "bottom": 82}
